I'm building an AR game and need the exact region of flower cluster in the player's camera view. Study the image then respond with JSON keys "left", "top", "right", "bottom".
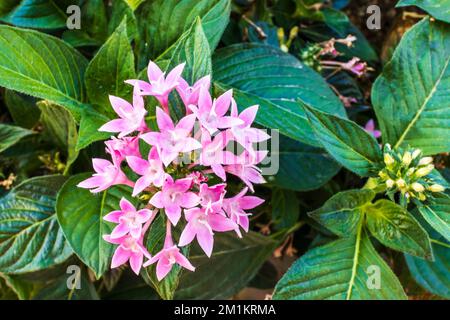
{"left": 78, "top": 61, "right": 268, "bottom": 279}
{"left": 376, "top": 144, "right": 446, "bottom": 203}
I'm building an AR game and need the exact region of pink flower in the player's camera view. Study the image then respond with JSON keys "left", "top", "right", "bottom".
{"left": 223, "top": 187, "right": 264, "bottom": 233}
{"left": 99, "top": 91, "right": 147, "bottom": 138}
{"left": 230, "top": 104, "right": 270, "bottom": 154}
{"left": 342, "top": 57, "right": 368, "bottom": 77}
{"left": 140, "top": 107, "right": 201, "bottom": 166}
{"left": 199, "top": 129, "right": 237, "bottom": 181}
{"left": 189, "top": 87, "right": 243, "bottom": 135}
{"left": 105, "top": 136, "right": 140, "bottom": 166}
{"left": 104, "top": 233, "right": 151, "bottom": 275}
{"left": 179, "top": 207, "right": 238, "bottom": 257}
{"left": 143, "top": 222, "right": 194, "bottom": 281}
{"left": 104, "top": 198, "right": 153, "bottom": 239}
{"left": 127, "top": 61, "right": 185, "bottom": 112}
{"left": 126, "top": 147, "right": 166, "bottom": 196}
{"left": 149, "top": 176, "right": 200, "bottom": 225}
{"left": 186, "top": 171, "right": 208, "bottom": 185}
{"left": 77, "top": 158, "right": 133, "bottom": 193}
{"left": 364, "top": 119, "right": 381, "bottom": 139}
{"left": 198, "top": 183, "right": 226, "bottom": 214}
{"left": 176, "top": 75, "right": 211, "bottom": 110}
{"left": 224, "top": 151, "right": 267, "bottom": 192}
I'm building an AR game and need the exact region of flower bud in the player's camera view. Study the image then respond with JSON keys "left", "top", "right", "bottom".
{"left": 412, "top": 149, "right": 421, "bottom": 159}
{"left": 378, "top": 170, "right": 388, "bottom": 179}
{"left": 384, "top": 153, "right": 395, "bottom": 166}
{"left": 396, "top": 178, "right": 406, "bottom": 188}
{"left": 418, "top": 157, "right": 433, "bottom": 166}
{"left": 415, "top": 164, "right": 434, "bottom": 177}
{"left": 428, "top": 184, "right": 445, "bottom": 193}
{"left": 402, "top": 152, "right": 412, "bottom": 166}
{"left": 386, "top": 179, "right": 394, "bottom": 188}
{"left": 418, "top": 193, "right": 426, "bottom": 201}
{"left": 406, "top": 168, "right": 415, "bottom": 176}
{"left": 411, "top": 182, "right": 424, "bottom": 192}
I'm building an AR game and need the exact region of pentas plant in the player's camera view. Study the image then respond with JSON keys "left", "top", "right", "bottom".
{"left": 77, "top": 61, "right": 269, "bottom": 280}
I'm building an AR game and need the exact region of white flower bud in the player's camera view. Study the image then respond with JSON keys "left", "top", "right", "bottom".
{"left": 428, "top": 184, "right": 445, "bottom": 193}
{"left": 411, "top": 182, "right": 424, "bottom": 192}
{"left": 415, "top": 164, "right": 434, "bottom": 177}
{"left": 412, "top": 149, "right": 421, "bottom": 159}
{"left": 386, "top": 179, "right": 395, "bottom": 188}
{"left": 406, "top": 168, "right": 415, "bottom": 176}
{"left": 418, "top": 157, "right": 433, "bottom": 166}
{"left": 384, "top": 153, "right": 395, "bottom": 166}
{"left": 396, "top": 178, "right": 406, "bottom": 188}
{"left": 402, "top": 152, "right": 412, "bottom": 166}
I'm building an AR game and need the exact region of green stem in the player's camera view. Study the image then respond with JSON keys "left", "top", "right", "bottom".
{"left": 430, "top": 239, "right": 450, "bottom": 249}
{"left": 346, "top": 220, "right": 363, "bottom": 300}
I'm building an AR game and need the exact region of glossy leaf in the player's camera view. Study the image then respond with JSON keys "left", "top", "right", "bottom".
{"left": 0, "top": 124, "right": 33, "bottom": 153}
{"left": 0, "top": 175, "right": 73, "bottom": 274}
{"left": 213, "top": 43, "right": 346, "bottom": 146}
{"left": 136, "top": 0, "right": 230, "bottom": 68}
{"left": 366, "top": 200, "right": 432, "bottom": 259}
{"left": 0, "top": 26, "right": 89, "bottom": 117}
{"left": 372, "top": 18, "right": 450, "bottom": 155}
{"left": 272, "top": 188, "right": 300, "bottom": 230}
{"left": 76, "top": 109, "right": 111, "bottom": 151}
{"left": 85, "top": 19, "right": 136, "bottom": 117}
{"left": 302, "top": 104, "right": 383, "bottom": 176}
{"left": 309, "top": 189, "right": 375, "bottom": 237}
{"left": 397, "top": 0, "right": 450, "bottom": 23}
{"left": 418, "top": 194, "right": 450, "bottom": 242}
{"left": 269, "top": 135, "right": 341, "bottom": 191}
{"left": 56, "top": 174, "right": 133, "bottom": 278}
{"left": 273, "top": 230, "right": 407, "bottom": 300}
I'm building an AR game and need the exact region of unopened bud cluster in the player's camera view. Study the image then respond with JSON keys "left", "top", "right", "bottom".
{"left": 377, "top": 144, "right": 445, "bottom": 202}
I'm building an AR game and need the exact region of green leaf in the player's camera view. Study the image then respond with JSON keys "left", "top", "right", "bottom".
{"left": 108, "top": 0, "right": 138, "bottom": 41}
{"left": 0, "top": 0, "right": 68, "bottom": 29}
{"left": 142, "top": 214, "right": 186, "bottom": 300}
{"left": 0, "top": 123, "right": 33, "bottom": 153}
{"left": 418, "top": 194, "right": 450, "bottom": 242}
{"left": 272, "top": 188, "right": 300, "bottom": 230}
{"left": 85, "top": 19, "right": 136, "bottom": 117}
{"left": 302, "top": 103, "right": 383, "bottom": 176}
{"left": 309, "top": 189, "right": 375, "bottom": 237}
{"left": 365, "top": 199, "right": 432, "bottom": 259}
{"left": 38, "top": 101, "right": 79, "bottom": 174}
{"left": 273, "top": 229, "right": 407, "bottom": 300}
{"left": 397, "top": 0, "right": 450, "bottom": 24}
{"left": 213, "top": 43, "right": 346, "bottom": 146}
{"left": 174, "top": 231, "right": 277, "bottom": 299}
{"left": 405, "top": 217, "right": 450, "bottom": 299}
{"left": 372, "top": 18, "right": 450, "bottom": 155}
{"left": 56, "top": 173, "right": 133, "bottom": 278}
{"left": 76, "top": 109, "right": 111, "bottom": 151}
{"left": 269, "top": 135, "right": 341, "bottom": 191}
{"left": 160, "top": 18, "right": 212, "bottom": 120}
{"left": 4, "top": 90, "right": 40, "bottom": 129}
{"left": 0, "top": 273, "right": 37, "bottom": 299}
{"left": 136, "top": 0, "right": 230, "bottom": 68}
{"left": 0, "top": 26, "right": 89, "bottom": 117}
{"left": 0, "top": 175, "right": 73, "bottom": 274}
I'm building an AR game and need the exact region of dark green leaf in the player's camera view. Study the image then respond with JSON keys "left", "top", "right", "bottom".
{"left": 372, "top": 18, "right": 450, "bottom": 155}
{"left": 0, "top": 175, "right": 73, "bottom": 273}
{"left": 302, "top": 103, "right": 383, "bottom": 176}
{"left": 271, "top": 188, "right": 300, "bottom": 230}
{"left": 418, "top": 194, "right": 450, "bottom": 242}
{"left": 76, "top": 109, "right": 111, "bottom": 151}
{"left": 213, "top": 44, "right": 346, "bottom": 146}
{"left": 0, "top": 124, "right": 33, "bottom": 153}
{"left": 3, "top": 90, "right": 40, "bottom": 129}
{"left": 397, "top": 0, "right": 450, "bottom": 23}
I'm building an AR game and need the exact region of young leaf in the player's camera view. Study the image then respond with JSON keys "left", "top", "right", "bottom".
{"left": 302, "top": 103, "right": 383, "bottom": 176}
{"left": 136, "top": 0, "right": 230, "bottom": 68}
{"left": 270, "top": 135, "right": 341, "bottom": 191}
{"left": 0, "top": 26, "right": 89, "bottom": 117}
{"left": 175, "top": 232, "right": 278, "bottom": 299}
{"left": 38, "top": 101, "right": 79, "bottom": 174}
{"left": 213, "top": 44, "right": 346, "bottom": 146}
{"left": 396, "top": 0, "right": 450, "bottom": 24}
{"left": 273, "top": 229, "right": 407, "bottom": 300}
{"left": 0, "top": 123, "right": 33, "bottom": 153}
{"left": 56, "top": 173, "right": 134, "bottom": 278}
{"left": 85, "top": 19, "right": 136, "bottom": 118}
{"left": 0, "top": 0, "right": 68, "bottom": 29}
{"left": 372, "top": 18, "right": 450, "bottom": 155}
{"left": 0, "top": 175, "right": 73, "bottom": 274}
{"left": 405, "top": 217, "right": 450, "bottom": 299}
{"left": 365, "top": 200, "right": 432, "bottom": 259}
{"left": 418, "top": 194, "right": 450, "bottom": 242}
{"left": 308, "top": 189, "right": 375, "bottom": 237}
